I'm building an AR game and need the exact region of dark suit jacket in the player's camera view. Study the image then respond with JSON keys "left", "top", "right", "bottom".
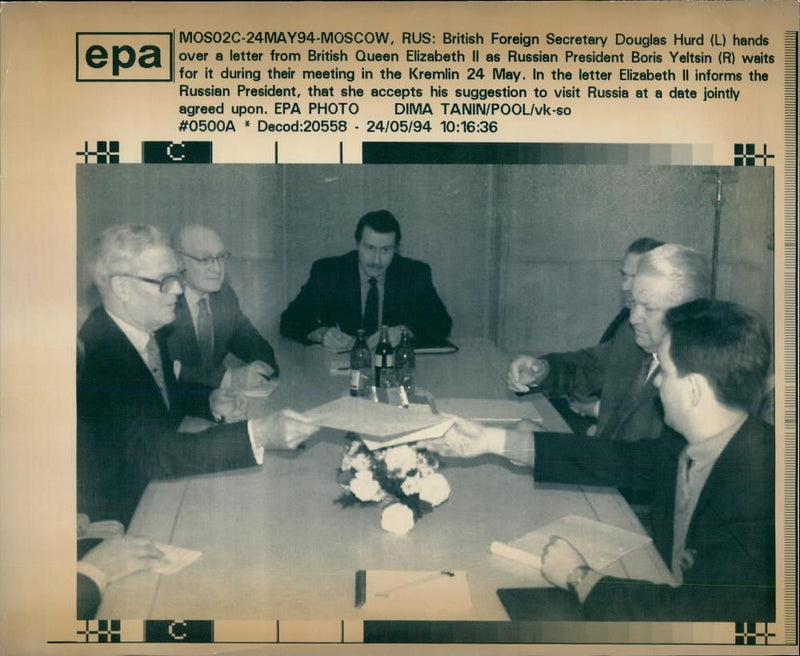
{"left": 166, "top": 282, "right": 278, "bottom": 387}
{"left": 78, "top": 307, "right": 258, "bottom": 528}
{"left": 279, "top": 251, "right": 452, "bottom": 345}
{"left": 599, "top": 307, "right": 630, "bottom": 344}
{"left": 533, "top": 416, "right": 775, "bottom": 621}
{"left": 538, "top": 321, "right": 662, "bottom": 442}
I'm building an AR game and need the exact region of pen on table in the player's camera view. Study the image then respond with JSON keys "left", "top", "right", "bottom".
{"left": 398, "top": 385, "right": 410, "bottom": 408}
{"left": 375, "top": 571, "right": 455, "bottom": 598}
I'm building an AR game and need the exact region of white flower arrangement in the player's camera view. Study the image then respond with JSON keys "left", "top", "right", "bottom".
{"left": 337, "top": 436, "right": 451, "bottom": 533}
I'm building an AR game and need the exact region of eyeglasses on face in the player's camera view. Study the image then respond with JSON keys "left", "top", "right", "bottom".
{"left": 178, "top": 251, "right": 231, "bottom": 266}
{"left": 113, "top": 273, "right": 184, "bottom": 294}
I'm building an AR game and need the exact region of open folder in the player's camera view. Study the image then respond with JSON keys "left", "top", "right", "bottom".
{"left": 304, "top": 396, "right": 454, "bottom": 450}
{"left": 490, "top": 514, "right": 653, "bottom": 572}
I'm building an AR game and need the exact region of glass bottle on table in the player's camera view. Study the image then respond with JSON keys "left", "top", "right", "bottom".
{"left": 395, "top": 328, "right": 415, "bottom": 393}
{"left": 373, "top": 324, "right": 394, "bottom": 388}
{"left": 349, "top": 329, "right": 372, "bottom": 397}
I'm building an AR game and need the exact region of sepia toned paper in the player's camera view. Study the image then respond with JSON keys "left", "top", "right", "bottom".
{"left": 1, "top": 2, "right": 797, "bottom": 654}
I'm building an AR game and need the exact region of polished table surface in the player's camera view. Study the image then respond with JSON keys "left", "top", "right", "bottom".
{"left": 99, "top": 338, "right": 672, "bottom": 620}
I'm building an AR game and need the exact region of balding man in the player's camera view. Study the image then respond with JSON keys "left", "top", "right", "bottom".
{"left": 508, "top": 244, "right": 709, "bottom": 442}
{"left": 78, "top": 224, "right": 315, "bottom": 528}
{"left": 168, "top": 224, "right": 279, "bottom": 389}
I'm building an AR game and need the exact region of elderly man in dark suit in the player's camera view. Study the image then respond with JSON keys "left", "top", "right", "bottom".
{"left": 508, "top": 243, "right": 709, "bottom": 442}
{"left": 279, "top": 210, "right": 452, "bottom": 349}
{"left": 167, "top": 224, "right": 278, "bottom": 389}
{"left": 78, "top": 224, "right": 315, "bottom": 528}
{"left": 430, "top": 299, "right": 775, "bottom": 621}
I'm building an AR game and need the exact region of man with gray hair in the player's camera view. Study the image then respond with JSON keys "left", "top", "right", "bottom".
{"left": 168, "top": 224, "right": 278, "bottom": 389}
{"left": 508, "top": 243, "right": 709, "bottom": 442}
{"left": 78, "top": 224, "right": 316, "bottom": 528}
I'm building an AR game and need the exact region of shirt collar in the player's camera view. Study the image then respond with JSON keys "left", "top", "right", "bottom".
{"left": 684, "top": 413, "right": 748, "bottom": 468}
{"left": 183, "top": 285, "right": 207, "bottom": 308}
{"left": 359, "top": 265, "right": 386, "bottom": 286}
{"left": 105, "top": 308, "right": 152, "bottom": 353}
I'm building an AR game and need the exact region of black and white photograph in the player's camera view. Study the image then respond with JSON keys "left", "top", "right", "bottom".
{"left": 75, "top": 163, "right": 776, "bottom": 626}
{"left": 1, "top": 2, "right": 796, "bottom": 654}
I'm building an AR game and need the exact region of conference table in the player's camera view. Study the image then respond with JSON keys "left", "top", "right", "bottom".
{"left": 98, "top": 338, "right": 673, "bottom": 623}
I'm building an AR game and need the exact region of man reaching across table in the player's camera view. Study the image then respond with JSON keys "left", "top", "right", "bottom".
{"left": 556, "top": 237, "right": 664, "bottom": 431}
{"left": 78, "top": 224, "right": 316, "bottom": 529}
{"left": 508, "top": 243, "right": 708, "bottom": 442}
{"left": 430, "top": 299, "right": 774, "bottom": 621}
{"left": 280, "top": 209, "right": 452, "bottom": 349}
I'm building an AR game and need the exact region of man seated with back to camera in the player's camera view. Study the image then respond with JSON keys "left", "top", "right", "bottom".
{"left": 279, "top": 209, "right": 452, "bottom": 349}
{"left": 429, "top": 299, "right": 775, "bottom": 621}
{"left": 77, "top": 224, "right": 317, "bottom": 529}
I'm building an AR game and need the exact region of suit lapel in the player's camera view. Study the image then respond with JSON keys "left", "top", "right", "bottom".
{"left": 95, "top": 309, "right": 170, "bottom": 412}
{"left": 687, "top": 418, "right": 753, "bottom": 529}
{"left": 344, "top": 252, "right": 363, "bottom": 333}
{"left": 382, "top": 257, "right": 401, "bottom": 326}
{"left": 602, "top": 359, "right": 658, "bottom": 437}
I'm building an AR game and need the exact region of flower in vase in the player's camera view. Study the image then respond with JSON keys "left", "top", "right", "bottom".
{"left": 381, "top": 502, "right": 415, "bottom": 535}
{"left": 349, "top": 471, "right": 385, "bottom": 502}
{"left": 418, "top": 472, "right": 450, "bottom": 507}
{"left": 341, "top": 451, "right": 373, "bottom": 472}
{"left": 400, "top": 474, "right": 424, "bottom": 496}
{"left": 382, "top": 444, "right": 418, "bottom": 477}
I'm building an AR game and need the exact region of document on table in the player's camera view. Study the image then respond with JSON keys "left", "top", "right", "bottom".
{"left": 151, "top": 542, "right": 203, "bottom": 576}
{"left": 490, "top": 514, "right": 652, "bottom": 572}
{"left": 305, "top": 396, "right": 454, "bottom": 449}
{"left": 355, "top": 569, "right": 472, "bottom": 617}
{"left": 436, "top": 398, "right": 543, "bottom": 423}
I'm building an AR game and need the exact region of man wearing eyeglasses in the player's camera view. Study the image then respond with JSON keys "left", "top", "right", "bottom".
{"left": 167, "top": 224, "right": 279, "bottom": 389}
{"left": 78, "top": 224, "right": 316, "bottom": 528}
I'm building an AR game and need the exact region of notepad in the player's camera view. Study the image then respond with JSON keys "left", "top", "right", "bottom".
{"left": 355, "top": 569, "right": 472, "bottom": 616}
{"left": 490, "top": 514, "right": 652, "bottom": 572}
{"left": 151, "top": 542, "right": 203, "bottom": 576}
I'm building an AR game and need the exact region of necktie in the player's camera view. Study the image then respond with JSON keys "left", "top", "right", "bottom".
{"left": 196, "top": 296, "right": 214, "bottom": 372}
{"left": 145, "top": 336, "right": 169, "bottom": 408}
{"left": 363, "top": 277, "right": 379, "bottom": 336}
{"left": 602, "top": 357, "right": 657, "bottom": 436}
{"left": 671, "top": 455, "right": 694, "bottom": 583}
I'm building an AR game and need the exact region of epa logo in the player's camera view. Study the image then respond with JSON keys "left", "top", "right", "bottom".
{"left": 76, "top": 32, "right": 173, "bottom": 81}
